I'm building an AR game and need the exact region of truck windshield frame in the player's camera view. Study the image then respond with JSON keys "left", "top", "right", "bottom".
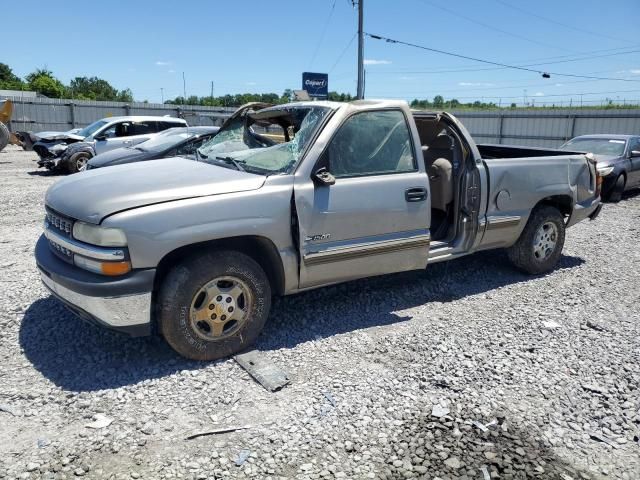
{"left": 196, "top": 105, "right": 332, "bottom": 175}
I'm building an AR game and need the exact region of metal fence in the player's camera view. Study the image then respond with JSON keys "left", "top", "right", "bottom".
{"left": 450, "top": 109, "right": 640, "bottom": 148}
{"left": 3, "top": 96, "right": 236, "bottom": 133}
{"left": 3, "top": 96, "right": 640, "bottom": 149}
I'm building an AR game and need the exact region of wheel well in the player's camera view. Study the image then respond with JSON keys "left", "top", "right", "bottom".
{"left": 534, "top": 195, "right": 573, "bottom": 218}
{"left": 153, "top": 236, "right": 286, "bottom": 297}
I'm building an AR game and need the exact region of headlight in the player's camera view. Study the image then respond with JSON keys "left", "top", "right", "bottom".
{"left": 49, "top": 144, "right": 67, "bottom": 153}
{"left": 72, "top": 221, "right": 127, "bottom": 247}
{"left": 596, "top": 165, "right": 615, "bottom": 176}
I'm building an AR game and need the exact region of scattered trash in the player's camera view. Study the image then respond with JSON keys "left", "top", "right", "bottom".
{"left": 235, "top": 350, "right": 290, "bottom": 392}
{"left": 235, "top": 449, "right": 251, "bottom": 466}
{"left": 431, "top": 405, "right": 450, "bottom": 418}
{"left": 185, "top": 425, "right": 253, "bottom": 440}
{"left": 542, "top": 320, "right": 561, "bottom": 329}
{"left": 481, "top": 465, "right": 491, "bottom": 480}
{"left": 472, "top": 419, "right": 497, "bottom": 432}
{"left": 581, "top": 384, "right": 607, "bottom": 395}
{"left": 85, "top": 414, "right": 114, "bottom": 429}
{"left": 0, "top": 403, "right": 22, "bottom": 417}
{"left": 37, "top": 438, "right": 50, "bottom": 449}
{"left": 322, "top": 391, "right": 336, "bottom": 407}
{"left": 588, "top": 431, "right": 620, "bottom": 449}
{"left": 586, "top": 319, "right": 607, "bottom": 332}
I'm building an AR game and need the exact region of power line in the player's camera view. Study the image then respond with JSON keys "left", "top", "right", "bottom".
{"left": 367, "top": 48, "right": 640, "bottom": 75}
{"left": 366, "top": 33, "right": 640, "bottom": 82}
{"left": 367, "top": 88, "right": 640, "bottom": 101}
{"left": 329, "top": 33, "right": 357, "bottom": 72}
{"left": 493, "top": 0, "right": 635, "bottom": 45}
{"left": 414, "top": 0, "right": 574, "bottom": 52}
{"left": 309, "top": 0, "right": 338, "bottom": 69}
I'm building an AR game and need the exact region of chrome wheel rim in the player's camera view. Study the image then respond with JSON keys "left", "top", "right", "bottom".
{"left": 533, "top": 221, "right": 558, "bottom": 261}
{"left": 76, "top": 156, "right": 88, "bottom": 171}
{"left": 189, "top": 276, "right": 252, "bottom": 341}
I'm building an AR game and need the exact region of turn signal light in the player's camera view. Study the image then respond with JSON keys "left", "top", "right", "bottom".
{"left": 101, "top": 261, "right": 132, "bottom": 276}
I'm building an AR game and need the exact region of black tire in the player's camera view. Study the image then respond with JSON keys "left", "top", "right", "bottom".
{"left": 606, "top": 174, "right": 625, "bottom": 203}
{"left": 0, "top": 122, "right": 9, "bottom": 153}
{"left": 507, "top": 205, "right": 566, "bottom": 275}
{"left": 158, "top": 250, "right": 271, "bottom": 361}
{"left": 66, "top": 151, "right": 91, "bottom": 173}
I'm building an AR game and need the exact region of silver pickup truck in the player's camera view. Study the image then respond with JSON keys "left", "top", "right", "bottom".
{"left": 36, "top": 100, "right": 602, "bottom": 360}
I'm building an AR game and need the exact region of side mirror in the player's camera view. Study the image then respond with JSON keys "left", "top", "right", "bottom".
{"left": 630, "top": 150, "right": 640, "bottom": 158}
{"left": 313, "top": 167, "right": 336, "bottom": 186}
{"left": 94, "top": 134, "right": 106, "bottom": 141}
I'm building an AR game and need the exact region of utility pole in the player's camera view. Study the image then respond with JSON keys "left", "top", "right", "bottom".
{"left": 182, "top": 72, "right": 187, "bottom": 104}
{"left": 356, "top": 0, "right": 365, "bottom": 99}
{"left": 210, "top": 81, "right": 214, "bottom": 101}
{"left": 160, "top": 87, "right": 164, "bottom": 104}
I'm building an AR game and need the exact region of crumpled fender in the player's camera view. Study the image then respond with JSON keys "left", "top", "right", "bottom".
{"left": 61, "top": 141, "right": 96, "bottom": 163}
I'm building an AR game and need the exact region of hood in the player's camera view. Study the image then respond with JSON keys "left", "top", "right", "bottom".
{"left": 45, "top": 157, "right": 266, "bottom": 223}
{"left": 88, "top": 147, "right": 150, "bottom": 168}
{"left": 35, "top": 130, "right": 85, "bottom": 142}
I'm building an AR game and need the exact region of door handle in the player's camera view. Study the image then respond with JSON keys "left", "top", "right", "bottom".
{"left": 405, "top": 187, "right": 428, "bottom": 202}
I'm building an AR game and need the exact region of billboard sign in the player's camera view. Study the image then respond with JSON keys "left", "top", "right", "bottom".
{"left": 302, "top": 72, "right": 328, "bottom": 99}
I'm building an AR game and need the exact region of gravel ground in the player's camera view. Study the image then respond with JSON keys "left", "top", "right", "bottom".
{"left": 0, "top": 144, "right": 639, "bottom": 480}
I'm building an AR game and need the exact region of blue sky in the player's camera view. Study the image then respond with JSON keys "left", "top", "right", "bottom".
{"left": 4, "top": 0, "right": 640, "bottom": 105}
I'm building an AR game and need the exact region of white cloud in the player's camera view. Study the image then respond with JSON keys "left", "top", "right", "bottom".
{"left": 630, "top": 69, "right": 640, "bottom": 75}
{"left": 554, "top": 83, "right": 564, "bottom": 87}
{"left": 167, "top": 69, "right": 176, "bottom": 74}
{"left": 534, "top": 92, "right": 545, "bottom": 96}
{"left": 363, "top": 59, "right": 391, "bottom": 65}
{"left": 398, "top": 76, "right": 415, "bottom": 81}
{"left": 155, "top": 61, "right": 171, "bottom": 66}
{"left": 458, "top": 82, "right": 495, "bottom": 87}
{"left": 245, "top": 81, "right": 257, "bottom": 86}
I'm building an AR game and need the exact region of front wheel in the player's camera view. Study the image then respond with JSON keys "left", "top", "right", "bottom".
{"left": 606, "top": 174, "right": 625, "bottom": 203}
{"left": 507, "top": 205, "right": 566, "bottom": 275}
{"left": 66, "top": 151, "right": 91, "bottom": 173}
{"left": 158, "top": 250, "right": 271, "bottom": 361}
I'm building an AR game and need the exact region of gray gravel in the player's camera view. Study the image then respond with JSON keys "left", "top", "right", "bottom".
{"left": 1, "top": 144, "right": 639, "bottom": 479}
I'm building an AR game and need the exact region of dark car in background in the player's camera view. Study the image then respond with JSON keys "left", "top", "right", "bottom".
{"left": 560, "top": 134, "right": 640, "bottom": 202}
{"left": 86, "top": 126, "right": 219, "bottom": 170}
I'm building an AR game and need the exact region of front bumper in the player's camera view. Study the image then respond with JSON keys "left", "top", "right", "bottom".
{"left": 35, "top": 235, "right": 155, "bottom": 336}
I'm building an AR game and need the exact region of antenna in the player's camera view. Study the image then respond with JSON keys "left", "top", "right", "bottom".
{"left": 356, "top": 0, "right": 365, "bottom": 99}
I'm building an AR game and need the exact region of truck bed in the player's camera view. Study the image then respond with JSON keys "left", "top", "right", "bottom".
{"left": 478, "top": 143, "right": 577, "bottom": 160}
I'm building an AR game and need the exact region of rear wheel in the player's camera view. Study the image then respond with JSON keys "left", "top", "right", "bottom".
{"left": 507, "top": 205, "right": 566, "bottom": 275}
{"left": 66, "top": 151, "right": 91, "bottom": 173}
{"left": 158, "top": 250, "right": 271, "bottom": 361}
{"left": 0, "top": 122, "right": 9, "bottom": 152}
{"left": 607, "top": 174, "right": 625, "bottom": 203}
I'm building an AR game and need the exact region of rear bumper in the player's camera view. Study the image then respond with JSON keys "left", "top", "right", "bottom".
{"left": 35, "top": 235, "right": 155, "bottom": 336}
{"left": 567, "top": 197, "right": 601, "bottom": 228}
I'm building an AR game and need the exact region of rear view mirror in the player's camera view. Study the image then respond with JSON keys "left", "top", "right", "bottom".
{"left": 313, "top": 167, "right": 336, "bottom": 186}
{"left": 631, "top": 150, "right": 640, "bottom": 158}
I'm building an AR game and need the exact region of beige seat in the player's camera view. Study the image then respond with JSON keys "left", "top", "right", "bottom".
{"left": 422, "top": 135, "right": 454, "bottom": 211}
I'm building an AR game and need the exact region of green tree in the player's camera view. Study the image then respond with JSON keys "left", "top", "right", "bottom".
{"left": 0, "top": 63, "right": 24, "bottom": 90}
{"left": 26, "top": 68, "right": 66, "bottom": 98}
{"left": 69, "top": 76, "right": 119, "bottom": 100}
{"left": 432, "top": 95, "right": 444, "bottom": 108}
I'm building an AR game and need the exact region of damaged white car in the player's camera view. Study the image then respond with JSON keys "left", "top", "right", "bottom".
{"left": 30, "top": 116, "right": 187, "bottom": 173}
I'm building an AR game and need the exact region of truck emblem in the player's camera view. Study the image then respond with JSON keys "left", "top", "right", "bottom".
{"left": 305, "top": 233, "right": 331, "bottom": 242}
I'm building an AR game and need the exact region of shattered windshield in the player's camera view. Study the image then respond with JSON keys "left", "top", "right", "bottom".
{"left": 197, "top": 106, "right": 330, "bottom": 175}
{"left": 76, "top": 120, "right": 108, "bottom": 138}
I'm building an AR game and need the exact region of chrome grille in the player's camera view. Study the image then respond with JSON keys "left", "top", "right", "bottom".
{"left": 45, "top": 208, "right": 74, "bottom": 237}
{"left": 47, "top": 237, "right": 74, "bottom": 263}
